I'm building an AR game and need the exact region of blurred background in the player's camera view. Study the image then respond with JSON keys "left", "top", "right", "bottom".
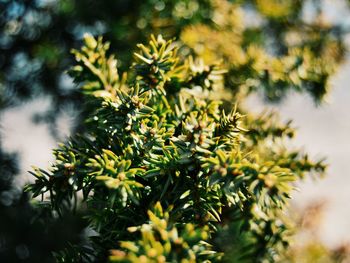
{"left": 1, "top": 0, "right": 350, "bottom": 261}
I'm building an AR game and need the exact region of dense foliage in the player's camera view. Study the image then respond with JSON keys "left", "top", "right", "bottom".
{"left": 25, "top": 34, "right": 326, "bottom": 262}
{"left": 1, "top": 0, "right": 350, "bottom": 261}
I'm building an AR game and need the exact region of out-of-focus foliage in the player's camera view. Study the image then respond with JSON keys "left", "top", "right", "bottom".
{"left": 110, "top": 202, "right": 216, "bottom": 262}
{"left": 281, "top": 202, "right": 350, "bottom": 263}
{"left": 25, "top": 34, "right": 327, "bottom": 262}
{"left": 181, "top": 0, "right": 348, "bottom": 102}
{"left": 0, "top": 0, "right": 213, "bottom": 114}
{"left": 285, "top": 242, "right": 350, "bottom": 263}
